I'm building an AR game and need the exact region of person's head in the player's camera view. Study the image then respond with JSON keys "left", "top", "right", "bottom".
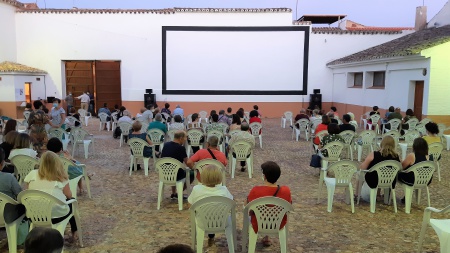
{"left": 238, "top": 107, "right": 244, "bottom": 112}
{"left": 14, "top": 133, "right": 32, "bottom": 149}
{"left": 413, "top": 137, "right": 428, "bottom": 157}
{"left": 300, "top": 108, "right": 306, "bottom": 114}
{"left": 425, "top": 122, "right": 439, "bottom": 135}
{"left": 227, "top": 107, "right": 232, "bottom": 114}
{"left": 4, "top": 131, "right": 18, "bottom": 145}
{"left": 4, "top": 119, "right": 17, "bottom": 136}
{"left": 173, "top": 130, "right": 186, "bottom": 144}
{"left": 114, "top": 104, "right": 119, "bottom": 110}
{"left": 38, "top": 151, "right": 68, "bottom": 182}
{"left": 211, "top": 114, "right": 219, "bottom": 123}
{"left": 327, "top": 123, "right": 340, "bottom": 135}
{"left": 327, "top": 112, "right": 335, "bottom": 118}
{"left": 46, "top": 138, "right": 63, "bottom": 154}
{"left": 219, "top": 109, "right": 225, "bottom": 115}
{"left": 157, "top": 244, "right": 194, "bottom": 253}
{"left": 120, "top": 106, "right": 126, "bottom": 112}
{"left": 321, "top": 115, "right": 330, "bottom": 125}
{"left": 330, "top": 106, "right": 337, "bottom": 112}
{"left": 240, "top": 122, "right": 249, "bottom": 131}
{"left": 103, "top": 103, "right": 108, "bottom": 108}
{"left": 165, "top": 103, "right": 170, "bottom": 109}
{"left": 191, "top": 113, "right": 199, "bottom": 122}
{"left": 174, "top": 115, "right": 182, "bottom": 123}
{"left": 154, "top": 103, "right": 159, "bottom": 109}
{"left": 155, "top": 113, "right": 162, "bottom": 122}
{"left": 146, "top": 104, "right": 152, "bottom": 110}
{"left": 132, "top": 121, "right": 142, "bottom": 132}
{"left": 25, "top": 103, "right": 32, "bottom": 109}
{"left": 206, "top": 135, "right": 219, "bottom": 148}
{"left": 236, "top": 110, "right": 244, "bottom": 119}
{"left": 52, "top": 98, "right": 61, "bottom": 108}
{"left": 24, "top": 227, "right": 64, "bottom": 253}
{"left": 253, "top": 105, "right": 259, "bottom": 110}
{"left": 395, "top": 107, "right": 401, "bottom": 113}
{"left": 261, "top": 161, "right": 281, "bottom": 184}
{"left": 249, "top": 110, "right": 259, "bottom": 118}
{"left": 70, "top": 107, "right": 76, "bottom": 114}
{"left": 86, "top": 91, "right": 90, "bottom": 95}
{"left": 33, "top": 100, "right": 43, "bottom": 110}
{"left": 388, "top": 106, "right": 395, "bottom": 112}
{"left": 379, "top": 135, "right": 398, "bottom": 158}
{"left": 313, "top": 109, "right": 319, "bottom": 116}
{"left": 232, "top": 114, "right": 241, "bottom": 125}
{"left": 373, "top": 106, "right": 379, "bottom": 111}
{"left": 154, "top": 108, "right": 160, "bottom": 114}
{"left": 342, "top": 114, "right": 351, "bottom": 124}
{"left": 201, "top": 165, "right": 223, "bottom": 187}
{"left": 210, "top": 110, "right": 217, "bottom": 117}
{"left": 140, "top": 107, "right": 147, "bottom": 113}
{"left": 405, "top": 109, "right": 414, "bottom": 116}
{"left": 176, "top": 105, "right": 181, "bottom": 109}
{"left": 0, "top": 147, "right": 5, "bottom": 169}
{"left": 123, "top": 110, "right": 131, "bottom": 117}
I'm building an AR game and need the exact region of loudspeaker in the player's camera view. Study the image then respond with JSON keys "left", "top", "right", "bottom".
{"left": 313, "top": 89, "right": 321, "bottom": 94}
{"left": 145, "top": 89, "right": 153, "bottom": 94}
{"left": 47, "top": 96, "right": 55, "bottom": 103}
{"left": 309, "top": 94, "right": 322, "bottom": 110}
{"left": 144, "top": 93, "right": 156, "bottom": 108}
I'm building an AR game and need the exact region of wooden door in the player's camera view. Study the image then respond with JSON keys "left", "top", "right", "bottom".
{"left": 65, "top": 61, "right": 94, "bottom": 110}
{"left": 414, "top": 81, "right": 424, "bottom": 120}
{"left": 94, "top": 61, "right": 122, "bottom": 112}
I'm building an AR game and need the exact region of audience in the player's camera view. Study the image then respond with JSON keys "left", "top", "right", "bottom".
{"left": 148, "top": 113, "right": 167, "bottom": 134}
{"left": 9, "top": 133, "right": 37, "bottom": 160}
{"left": 169, "top": 115, "right": 185, "bottom": 131}
{"left": 249, "top": 110, "right": 262, "bottom": 134}
{"left": 187, "top": 136, "right": 227, "bottom": 181}
{"left": 383, "top": 106, "right": 395, "bottom": 123}
{"left": 0, "top": 147, "right": 22, "bottom": 199}
{"left": 129, "top": 121, "right": 154, "bottom": 157}
{"left": 228, "top": 122, "right": 254, "bottom": 172}
{"left": 187, "top": 113, "right": 201, "bottom": 129}
{"left": 24, "top": 227, "right": 64, "bottom": 253}
{"left": 328, "top": 106, "right": 339, "bottom": 118}
{"left": 399, "top": 137, "right": 430, "bottom": 186}
{"left": 205, "top": 114, "right": 222, "bottom": 133}
{"left": 98, "top": 103, "right": 112, "bottom": 121}
{"left": 225, "top": 107, "right": 233, "bottom": 119}
{"left": 314, "top": 115, "right": 330, "bottom": 146}
{"left": 161, "top": 103, "right": 172, "bottom": 116}
{"left": 141, "top": 105, "right": 154, "bottom": 123}
{"left": 339, "top": 114, "right": 356, "bottom": 132}
{"left": 66, "top": 107, "right": 81, "bottom": 132}
{"left": 3, "top": 119, "right": 17, "bottom": 136}
{"left": 253, "top": 105, "right": 261, "bottom": 117}
{"left": 294, "top": 108, "right": 309, "bottom": 122}
{"left": 173, "top": 105, "right": 184, "bottom": 118}
{"left": 0, "top": 131, "right": 19, "bottom": 165}
{"left": 319, "top": 123, "right": 344, "bottom": 157}
{"left": 118, "top": 110, "right": 133, "bottom": 124}
{"left": 217, "top": 110, "right": 230, "bottom": 125}
{"left": 423, "top": 122, "right": 440, "bottom": 145}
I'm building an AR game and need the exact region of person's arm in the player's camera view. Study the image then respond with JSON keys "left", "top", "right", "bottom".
{"left": 145, "top": 135, "right": 153, "bottom": 145}
{"left": 62, "top": 183, "right": 73, "bottom": 199}
{"left": 10, "top": 175, "right": 23, "bottom": 197}
{"left": 24, "top": 183, "right": 29, "bottom": 190}
{"left": 402, "top": 153, "right": 414, "bottom": 169}
{"left": 186, "top": 158, "right": 195, "bottom": 169}
{"left": 59, "top": 111, "right": 66, "bottom": 128}
{"left": 360, "top": 152, "right": 374, "bottom": 170}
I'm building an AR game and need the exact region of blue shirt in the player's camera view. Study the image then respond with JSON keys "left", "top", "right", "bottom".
{"left": 173, "top": 107, "right": 184, "bottom": 117}
{"left": 98, "top": 107, "right": 111, "bottom": 116}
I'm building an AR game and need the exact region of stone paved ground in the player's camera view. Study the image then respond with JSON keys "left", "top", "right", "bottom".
{"left": 0, "top": 118, "right": 448, "bottom": 253}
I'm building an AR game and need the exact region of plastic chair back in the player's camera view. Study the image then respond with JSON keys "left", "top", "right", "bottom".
{"left": 296, "top": 119, "right": 309, "bottom": 131}
{"left": 249, "top": 122, "right": 262, "bottom": 137}
{"left": 387, "top": 118, "right": 402, "bottom": 131}
{"left": 155, "top": 158, "right": 184, "bottom": 184}
{"left": 0, "top": 192, "right": 20, "bottom": 226}
{"left": 418, "top": 205, "right": 450, "bottom": 253}
{"left": 415, "top": 123, "right": 427, "bottom": 135}
{"left": 147, "top": 129, "right": 165, "bottom": 146}
{"left": 218, "top": 122, "right": 229, "bottom": 134}
{"left": 190, "top": 196, "right": 235, "bottom": 233}
{"left": 71, "top": 128, "right": 90, "bottom": 142}
{"left": 187, "top": 129, "right": 204, "bottom": 146}
{"left": 118, "top": 122, "right": 132, "bottom": 136}
{"left": 18, "top": 190, "right": 67, "bottom": 227}
{"left": 48, "top": 128, "right": 66, "bottom": 140}
{"left": 382, "top": 131, "right": 401, "bottom": 147}
{"left": 403, "top": 161, "right": 436, "bottom": 187}
{"left": 23, "top": 111, "right": 31, "bottom": 121}
{"left": 78, "top": 109, "right": 88, "bottom": 117}
{"left": 406, "top": 118, "right": 419, "bottom": 130}
{"left": 166, "top": 129, "right": 177, "bottom": 142}
{"left": 111, "top": 112, "right": 118, "bottom": 122}
{"left": 428, "top": 142, "right": 444, "bottom": 161}
{"left": 128, "top": 138, "right": 150, "bottom": 157}
{"left": 339, "top": 130, "right": 355, "bottom": 145}
{"left": 98, "top": 113, "right": 109, "bottom": 123}
{"left": 283, "top": 111, "right": 293, "bottom": 120}
{"left": 230, "top": 141, "right": 252, "bottom": 161}
{"left": 207, "top": 129, "right": 224, "bottom": 142}
{"left": 359, "top": 130, "right": 376, "bottom": 145}
{"left": 10, "top": 155, "right": 39, "bottom": 184}
{"left": 66, "top": 116, "right": 81, "bottom": 128}
{"left": 229, "top": 130, "right": 241, "bottom": 137}
{"left": 420, "top": 118, "right": 431, "bottom": 125}
{"left": 327, "top": 161, "right": 358, "bottom": 186}
{"left": 367, "top": 160, "right": 401, "bottom": 188}
{"left": 321, "top": 141, "right": 344, "bottom": 161}
{"left": 310, "top": 119, "right": 322, "bottom": 132}
{"left": 199, "top": 111, "right": 208, "bottom": 121}
{"left": 369, "top": 114, "right": 381, "bottom": 124}
{"left": 315, "top": 130, "right": 328, "bottom": 142}
{"left": 403, "top": 130, "right": 420, "bottom": 146}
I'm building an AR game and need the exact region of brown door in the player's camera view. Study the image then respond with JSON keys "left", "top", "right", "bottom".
{"left": 65, "top": 61, "right": 94, "bottom": 110}
{"left": 94, "top": 61, "right": 122, "bottom": 112}
{"left": 414, "top": 81, "right": 424, "bottom": 120}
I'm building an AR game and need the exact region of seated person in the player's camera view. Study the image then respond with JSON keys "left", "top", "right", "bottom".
{"left": 227, "top": 123, "right": 255, "bottom": 172}
{"left": 423, "top": 122, "right": 441, "bottom": 145}
{"left": 0, "top": 131, "right": 19, "bottom": 173}
{"left": 382, "top": 106, "right": 395, "bottom": 124}
{"left": 65, "top": 107, "right": 81, "bottom": 132}
{"left": 294, "top": 108, "right": 309, "bottom": 122}
{"left": 97, "top": 103, "right": 112, "bottom": 121}
{"left": 129, "top": 121, "right": 154, "bottom": 158}
{"left": 118, "top": 110, "right": 133, "bottom": 124}
{"left": 319, "top": 123, "right": 344, "bottom": 157}
{"left": 246, "top": 161, "right": 292, "bottom": 247}
{"left": 327, "top": 112, "right": 338, "bottom": 124}
{"left": 169, "top": 115, "right": 185, "bottom": 131}
{"left": 402, "top": 108, "right": 416, "bottom": 131}
{"left": 385, "top": 107, "right": 402, "bottom": 130}
{"left": 367, "top": 106, "right": 381, "bottom": 127}
{"left": 253, "top": 105, "right": 261, "bottom": 117}
{"left": 248, "top": 110, "right": 262, "bottom": 134}
{"left": 314, "top": 115, "right": 330, "bottom": 146}
{"left": 157, "top": 244, "right": 194, "bottom": 253}
{"left": 217, "top": 110, "right": 231, "bottom": 125}
{"left": 229, "top": 114, "right": 241, "bottom": 131}
{"left": 328, "top": 106, "right": 339, "bottom": 119}
{"left": 346, "top": 112, "right": 358, "bottom": 126}
{"left": 187, "top": 136, "right": 227, "bottom": 180}
{"left": 9, "top": 133, "right": 37, "bottom": 160}
{"left": 24, "top": 227, "right": 64, "bottom": 253}
{"left": 339, "top": 114, "right": 356, "bottom": 132}
{"left": 398, "top": 137, "right": 430, "bottom": 186}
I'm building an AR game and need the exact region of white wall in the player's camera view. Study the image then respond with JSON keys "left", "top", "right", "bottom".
{"left": 0, "top": 75, "right": 15, "bottom": 101}
{"left": 428, "top": 1, "right": 450, "bottom": 27}
{"left": 13, "top": 75, "right": 47, "bottom": 101}
{"left": 0, "top": 2, "right": 17, "bottom": 62}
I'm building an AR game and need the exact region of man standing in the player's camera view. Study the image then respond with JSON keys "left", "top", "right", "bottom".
{"left": 87, "top": 91, "right": 95, "bottom": 116}
{"left": 65, "top": 92, "right": 73, "bottom": 113}
{"left": 187, "top": 135, "right": 228, "bottom": 179}
{"left": 161, "top": 130, "right": 190, "bottom": 199}
{"left": 76, "top": 91, "right": 90, "bottom": 111}
{"left": 227, "top": 122, "right": 255, "bottom": 172}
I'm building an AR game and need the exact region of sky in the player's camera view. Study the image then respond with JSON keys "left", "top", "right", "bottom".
{"left": 30, "top": 0, "right": 448, "bottom": 27}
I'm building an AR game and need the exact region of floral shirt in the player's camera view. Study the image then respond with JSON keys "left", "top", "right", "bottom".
{"left": 320, "top": 134, "right": 344, "bottom": 157}
{"left": 28, "top": 109, "right": 50, "bottom": 153}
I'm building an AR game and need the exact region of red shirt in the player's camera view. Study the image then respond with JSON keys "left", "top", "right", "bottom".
{"left": 314, "top": 124, "right": 328, "bottom": 145}
{"left": 189, "top": 149, "right": 227, "bottom": 181}
{"left": 247, "top": 185, "right": 292, "bottom": 233}
{"left": 249, "top": 117, "right": 262, "bottom": 134}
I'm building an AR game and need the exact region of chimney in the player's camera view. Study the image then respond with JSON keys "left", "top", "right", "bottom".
{"left": 415, "top": 6, "right": 427, "bottom": 31}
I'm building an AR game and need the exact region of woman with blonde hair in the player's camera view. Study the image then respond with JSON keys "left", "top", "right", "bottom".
{"left": 9, "top": 133, "right": 37, "bottom": 160}
{"left": 24, "top": 151, "right": 79, "bottom": 242}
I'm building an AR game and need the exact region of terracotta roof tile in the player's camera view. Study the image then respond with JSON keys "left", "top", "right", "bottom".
{"left": 0, "top": 0, "right": 24, "bottom": 8}
{"left": 310, "top": 27, "right": 404, "bottom": 35}
{"left": 346, "top": 26, "right": 414, "bottom": 32}
{"left": 174, "top": 7, "right": 291, "bottom": 13}
{"left": 327, "top": 24, "right": 450, "bottom": 66}
{"left": 0, "top": 61, "right": 47, "bottom": 74}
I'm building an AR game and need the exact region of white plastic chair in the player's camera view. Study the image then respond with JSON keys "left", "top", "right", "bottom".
{"left": 71, "top": 128, "right": 94, "bottom": 159}
{"left": 66, "top": 116, "right": 82, "bottom": 129}
{"left": 357, "top": 130, "right": 376, "bottom": 162}
{"left": 317, "top": 141, "right": 344, "bottom": 203}
{"left": 98, "top": 112, "right": 111, "bottom": 131}
{"left": 399, "top": 161, "right": 436, "bottom": 214}
{"left": 128, "top": 138, "right": 152, "bottom": 176}
{"left": 381, "top": 131, "right": 401, "bottom": 150}
{"left": 324, "top": 160, "right": 358, "bottom": 213}
{"left": 48, "top": 128, "right": 70, "bottom": 151}
{"left": 360, "top": 111, "right": 371, "bottom": 129}
{"left": 281, "top": 111, "right": 293, "bottom": 128}
{"left": 249, "top": 122, "right": 263, "bottom": 148}
{"left": 16, "top": 119, "right": 28, "bottom": 133}
{"left": 339, "top": 130, "right": 356, "bottom": 160}
{"left": 0, "top": 193, "right": 25, "bottom": 253}
{"left": 312, "top": 130, "right": 328, "bottom": 153}
{"left": 366, "top": 160, "right": 401, "bottom": 213}
{"left": 147, "top": 128, "right": 165, "bottom": 166}
{"left": 382, "top": 118, "right": 402, "bottom": 133}
{"left": 111, "top": 112, "right": 119, "bottom": 130}
{"left": 310, "top": 118, "right": 322, "bottom": 135}
{"left": 18, "top": 190, "right": 83, "bottom": 247}
{"left": 140, "top": 122, "right": 149, "bottom": 134}
{"left": 242, "top": 197, "right": 293, "bottom": 253}
{"left": 403, "top": 118, "right": 419, "bottom": 134}
{"left": 10, "top": 155, "right": 39, "bottom": 184}
{"left": 415, "top": 123, "right": 427, "bottom": 136}
{"left": 418, "top": 205, "right": 450, "bottom": 253}
{"left": 428, "top": 142, "right": 444, "bottom": 181}
{"left": 118, "top": 121, "right": 132, "bottom": 147}
{"left": 229, "top": 141, "right": 253, "bottom": 179}
{"left": 78, "top": 109, "right": 90, "bottom": 126}
{"left": 187, "top": 129, "right": 204, "bottom": 157}
{"left": 23, "top": 110, "right": 31, "bottom": 121}
{"left": 166, "top": 129, "right": 177, "bottom": 142}
{"left": 293, "top": 119, "right": 309, "bottom": 141}
{"left": 190, "top": 196, "right": 236, "bottom": 253}
{"left": 218, "top": 122, "right": 229, "bottom": 135}
{"left": 367, "top": 114, "right": 381, "bottom": 134}
{"left": 206, "top": 130, "right": 225, "bottom": 152}
{"left": 420, "top": 118, "right": 432, "bottom": 125}
{"left": 193, "top": 159, "right": 227, "bottom": 186}
{"left": 59, "top": 157, "right": 91, "bottom": 199}
{"left": 155, "top": 158, "right": 186, "bottom": 211}
{"left": 198, "top": 111, "right": 208, "bottom": 124}
{"left": 398, "top": 130, "right": 421, "bottom": 160}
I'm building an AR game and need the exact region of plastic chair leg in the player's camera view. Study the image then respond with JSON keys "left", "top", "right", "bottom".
{"left": 416, "top": 189, "right": 422, "bottom": 205}
{"left": 279, "top": 226, "right": 288, "bottom": 253}
{"left": 195, "top": 226, "right": 205, "bottom": 253}
{"left": 84, "top": 171, "right": 91, "bottom": 199}
{"left": 120, "top": 135, "right": 123, "bottom": 147}
{"left": 83, "top": 142, "right": 89, "bottom": 159}
{"left": 370, "top": 188, "right": 377, "bottom": 213}
{"left": 129, "top": 155, "right": 134, "bottom": 175}
{"left": 317, "top": 170, "right": 325, "bottom": 203}
{"left": 426, "top": 187, "right": 431, "bottom": 207}
{"left": 248, "top": 228, "right": 257, "bottom": 253}
{"left": 358, "top": 146, "right": 362, "bottom": 162}
{"left": 259, "top": 136, "right": 262, "bottom": 148}
{"left": 143, "top": 158, "right": 150, "bottom": 176}
{"left": 225, "top": 224, "right": 235, "bottom": 253}
{"left": 176, "top": 182, "right": 184, "bottom": 211}
{"left": 326, "top": 183, "right": 335, "bottom": 212}
{"left": 437, "top": 162, "right": 441, "bottom": 181}
{"left": 231, "top": 157, "right": 236, "bottom": 179}
{"left": 5, "top": 215, "right": 24, "bottom": 253}
{"left": 157, "top": 182, "right": 164, "bottom": 210}
{"left": 391, "top": 189, "right": 397, "bottom": 213}
{"left": 404, "top": 187, "right": 413, "bottom": 214}
{"left": 247, "top": 157, "right": 252, "bottom": 178}
{"left": 107, "top": 122, "right": 110, "bottom": 131}
{"left": 349, "top": 184, "right": 355, "bottom": 213}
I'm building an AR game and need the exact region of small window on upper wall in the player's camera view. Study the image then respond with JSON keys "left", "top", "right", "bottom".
{"left": 372, "top": 71, "right": 385, "bottom": 87}
{"left": 353, "top": 72, "right": 363, "bottom": 87}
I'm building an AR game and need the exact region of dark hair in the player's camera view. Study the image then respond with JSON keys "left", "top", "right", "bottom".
{"left": 405, "top": 109, "right": 414, "bottom": 116}
{"left": 210, "top": 110, "right": 217, "bottom": 116}
{"left": 103, "top": 103, "right": 108, "bottom": 108}
{"left": 261, "top": 161, "right": 281, "bottom": 184}
{"left": 114, "top": 104, "right": 119, "bottom": 110}
{"left": 132, "top": 121, "right": 142, "bottom": 132}
{"left": 238, "top": 108, "right": 244, "bottom": 112}
{"left": 327, "top": 123, "right": 340, "bottom": 135}
{"left": 4, "top": 119, "right": 17, "bottom": 136}
{"left": 373, "top": 106, "right": 379, "bottom": 111}
{"left": 46, "top": 138, "right": 63, "bottom": 153}
{"left": 236, "top": 110, "right": 244, "bottom": 119}
{"left": 249, "top": 110, "right": 259, "bottom": 118}
{"left": 388, "top": 106, "right": 395, "bottom": 112}
{"left": 331, "top": 106, "right": 337, "bottom": 112}
{"left": 24, "top": 227, "right": 64, "bottom": 253}
{"left": 321, "top": 115, "right": 330, "bottom": 125}
{"left": 232, "top": 114, "right": 241, "bottom": 125}
{"left": 253, "top": 105, "right": 258, "bottom": 110}
{"left": 70, "top": 107, "right": 76, "bottom": 114}
{"left": 227, "top": 107, "right": 232, "bottom": 113}
{"left": 0, "top": 147, "right": 5, "bottom": 165}
{"left": 157, "top": 244, "right": 194, "bottom": 253}
{"left": 25, "top": 103, "right": 32, "bottom": 109}
{"left": 425, "top": 122, "right": 439, "bottom": 135}
{"left": 219, "top": 109, "right": 225, "bottom": 115}
{"left": 240, "top": 122, "right": 249, "bottom": 131}
{"left": 413, "top": 137, "right": 428, "bottom": 157}
{"left": 174, "top": 115, "right": 182, "bottom": 123}
{"left": 53, "top": 98, "right": 61, "bottom": 104}
{"left": 211, "top": 113, "right": 219, "bottom": 122}
{"left": 33, "top": 100, "right": 43, "bottom": 110}
{"left": 174, "top": 131, "right": 186, "bottom": 140}
{"left": 342, "top": 114, "right": 351, "bottom": 123}
{"left": 165, "top": 103, "right": 170, "bottom": 109}
{"left": 191, "top": 113, "right": 199, "bottom": 122}
{"left": 120, "top": 106, "right": 126, "bottom": 112}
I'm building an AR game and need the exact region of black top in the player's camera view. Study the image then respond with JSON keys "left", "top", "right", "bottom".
{"left": 365, "top": 151, "right": 400, "bottom": 189}
{"left": 0, "top": 142, "right": 13, "bottom": 161}
{"left": 398, "top": 154, "right": 429, "bottom": 186}
{"left": 161, "top": 141, "right": 187, "bottom": 163}
{"left": 339, "top": 123, "right": 356, "bottom": 132}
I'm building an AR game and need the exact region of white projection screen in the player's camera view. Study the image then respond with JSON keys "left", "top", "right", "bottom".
{"left": 162, "top": 26, "right": 310, "bottom": 95}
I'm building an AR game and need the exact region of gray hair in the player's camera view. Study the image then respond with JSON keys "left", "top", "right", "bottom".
{"left": 207, "top": 135, "right": 219, "bottom": 147}
{"left": 155, "top": 113, "right": 162, "bottom": 121}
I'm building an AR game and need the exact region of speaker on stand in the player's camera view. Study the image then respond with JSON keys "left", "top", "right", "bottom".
{"left": 144, "top": 89, "right": 156, "bottom": 108}
{"left": 309, "top": 94, "right": 322, "bottom": 111}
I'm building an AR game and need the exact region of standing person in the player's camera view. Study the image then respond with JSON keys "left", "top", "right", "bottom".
{"left": 76, "top": 92, "right": 90, "bottom": 112}
{"left": 28, "top": 100, "right": 52, "bottom": 154}
{"left": 246, "top": 161, "right": 292, "bottom": 247}
{"left": 49, "top": 99, "right": 66, "bottom": 129}
{"left": 87, "top": 91, "right": 95, "bottom": 116}
{"left": 64, "top": 92, "right": 74, "bottom": 113}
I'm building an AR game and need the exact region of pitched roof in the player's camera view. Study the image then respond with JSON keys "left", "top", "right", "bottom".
{"left": 327, "top": 24, "right": 450, "bottom": 66}
{"left": 0, "top": 61, "right": 47, "bottom": 74}
{"left": 0, "top": 0, "right": 24, "bottom": 8}
{"left": 310, "top": 27, "right": 404, "bottom": 34}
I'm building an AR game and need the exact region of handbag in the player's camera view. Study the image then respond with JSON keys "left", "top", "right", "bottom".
{"left": 310, "top": 154, "right": 322, "bottom": 168}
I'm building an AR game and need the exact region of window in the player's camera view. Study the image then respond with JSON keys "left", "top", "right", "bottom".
{"left": 353, "top": 72, "right": 363, "bottom": 87}
{"left": 372, "top": 71, "right": 385, "bottom": 87}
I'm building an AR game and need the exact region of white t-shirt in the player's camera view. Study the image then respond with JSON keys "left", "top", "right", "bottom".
{"left": 188, "top": 184, "right": 233, "bottom": 204}
{"left": 118, "top": 116, "right": 133, "bottom": 124}
{"left": 9, "top": 148, "right": 37, "bottom": 160}
{"left": 24, "top": 170, "right": 70, "bottom": 218}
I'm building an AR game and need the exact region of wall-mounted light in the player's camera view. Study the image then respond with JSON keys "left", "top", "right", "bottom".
{"left": 36, "top": 77, "right": 41, "bottom": 81}
{"left": 422, "top": 68, "right": 427, "bottom": 76}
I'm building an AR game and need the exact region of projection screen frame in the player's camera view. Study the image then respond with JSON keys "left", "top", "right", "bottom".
{"left": 162, "top": 26, "right": 310, "bottom": 95}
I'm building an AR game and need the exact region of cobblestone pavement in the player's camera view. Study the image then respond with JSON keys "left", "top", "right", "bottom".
{"left": 0, "top": 118, "right": 448, "bottom": 253}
